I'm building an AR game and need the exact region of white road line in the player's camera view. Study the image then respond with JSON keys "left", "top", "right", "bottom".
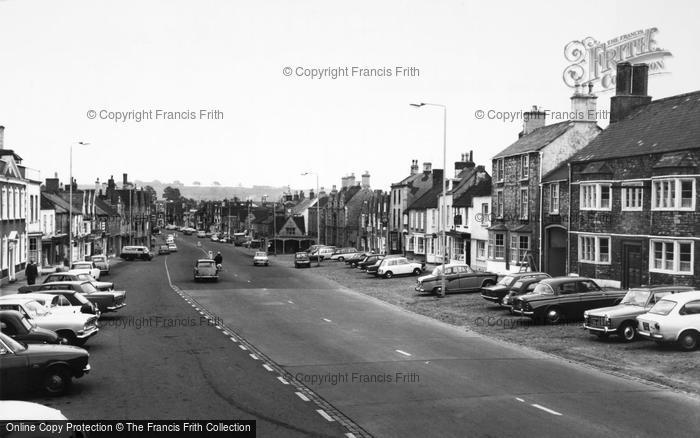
{"left": 249, "top": 354, "right": 259, "bottom": 360}
{"left": 395, "top": 349, "right": 412, "bottom": 357}
{"left": 215, "top": 325, "right": 221, "bottom": 330}
{"left": 516, "top": 398, "right": 525, "bottom": 402}
{"left": 247, "top": 280, "right": 251, "bottom": 283}
{"left": 239, "top": 345, "right": 248, "bottom": 351}
{"left": 531, "top": 404, "right": 563, "bottom": 416}
{"left": 316, "top": 409, "right": 335, "bottom": 422}
{"left": 295, "top": 392, "right": 310, "bottom": 402}
{"left": 263, "top": 364, "right": 274, "bottom": 372}
{"left": 323, "top": 318, "right": 332, "bottom": 323}
{"left": 345, "top": 434, "right": 357, "bottom": 438}
{"left": 277, "top": 377, "right": 289, "bottom": 385}
{"left": 229, "top": 337, "right": 237, "bottom": 342}
{"left": 287, "top": 300, "right": 294, "bottom": 304}
{"left": 223, "top": 331, "right": 230, "bottom": 336}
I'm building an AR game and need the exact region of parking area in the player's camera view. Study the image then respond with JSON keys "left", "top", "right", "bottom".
{"left": 274, "top": 254, "right": 700, "bottom": 396}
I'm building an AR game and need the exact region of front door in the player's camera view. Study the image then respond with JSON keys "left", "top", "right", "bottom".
{"left": 622, "top": 243, "right": 643, "bottom": 289}
{"left": 546, "top": 227, "right": 566, "bottom": 277}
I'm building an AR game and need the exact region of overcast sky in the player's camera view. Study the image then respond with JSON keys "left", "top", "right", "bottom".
{"left": 1, "top": 0, "right": 698, "bottom": 194}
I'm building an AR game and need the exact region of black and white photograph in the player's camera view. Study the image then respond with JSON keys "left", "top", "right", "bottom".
{"left": 1, "top": 0, "right": 700, "bottom": 437}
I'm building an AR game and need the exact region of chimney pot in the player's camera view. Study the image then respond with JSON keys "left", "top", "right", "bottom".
{"left": 610, "top": 62, "right": 651, "bottom": 123}
{"left": 615, "top": 62, "right": 633, "bottom": 95}
{"left": 523, "top": 106, "right": 546, "bottom": 135}
{"left": 423, "top": 162, "right": 432, "bottom": 174}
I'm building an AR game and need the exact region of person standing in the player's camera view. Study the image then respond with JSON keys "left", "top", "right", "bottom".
{"left": 25, "top": 259, "right": 39, "bottom": 285}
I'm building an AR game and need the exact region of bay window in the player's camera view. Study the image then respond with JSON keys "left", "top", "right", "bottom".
{"left": 650, "top": 240, "right": 693, "bottom": 274}
{"left": 652, "top": 178, "right": 695, "bottom": 210}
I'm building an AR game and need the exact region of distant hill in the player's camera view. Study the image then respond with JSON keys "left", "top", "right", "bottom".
{"left": 135, "top": 180, "right": 289, "bottom": 201}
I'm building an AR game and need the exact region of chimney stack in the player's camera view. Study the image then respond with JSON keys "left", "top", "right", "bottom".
{"left": 454, "top": 150, "right": 476, "bottom": 176}
{"left": 45, "top": 178, "right": 59, "bottom": 193}
{"left": 122, "top": 173, "right": 128, "bottom": 186}
{"left": 347, "top": 173, "right": 356, "bottom": 187}
{"left": 309, "top": 188, "right": 315, "bottom": 200}
{"left": 610, "top": 62, "right": 652, "bottom": 123}
{"left": 410, "top": 160, "right": 419, "bottom": 175}
{"left": 522, "top": 105, "right": 546, "bottom": 135}
{"left": 0, "top": 126, "right": 4, "bottom": 149}
{"left": 570, "top": 82, "right": 598, "bottom": 122}
{"left": 423, "top": 162, "right": 432, "bottom": 174}
{"left": 361, "top": 171, "right": 370, "bottom": 189}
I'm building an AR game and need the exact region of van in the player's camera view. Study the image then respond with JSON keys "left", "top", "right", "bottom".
{"left": 120, "top": 246, "right": 152, "bottom": 261}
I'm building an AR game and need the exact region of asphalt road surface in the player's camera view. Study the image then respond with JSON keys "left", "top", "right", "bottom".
{"left": 16, "top": 234, "right": 700, "bottom": 438}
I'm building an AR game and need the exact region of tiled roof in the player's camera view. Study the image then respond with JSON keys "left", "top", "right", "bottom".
{"left": 95, "top": 198, "right": 119, "bottom": 216}
{"left": 493, "top": 121, "right": 574, "bottom": 158}
{"left": 541, "top": 161, "right": 570, "bottom": 183}
{"left": 407, "top": 184, "right": 442, "bottom": 210}
{"left": 291, "top": 198, "right": 317, "bottom": 215}
{"left": 41, "top": 192, "right": 71, "bottom": 213}
{"left": 453, "top": 178, "right": 492, "bottom": 208}
{"left": 571, "top": 90, "right": 700, "bottom": 162}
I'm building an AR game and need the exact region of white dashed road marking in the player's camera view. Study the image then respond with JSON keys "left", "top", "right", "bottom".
{"left": 516, "top": 398, "right": 525, "bottom": 402}
{"left": 316, "top": 409, "right": 335, "bottom": 422}
{"left": 277, "top": 377, "right": 289, "bottom": 385}
{"left": 239, "top": 345, "right": 248, "bottom": 351}
{"left": 295, "top": 392, "right": 310, "bottom": 402}
{"left": 531, "top": 404, "right": 563, "bottom": 416}
{"left": 263, "top": 364, "right": 274, "bottom": 372}
{"left": 396, "top": 349, "right": 412, "bottom": 357}
{"left": 323, "top": 318, "right": 332, "bottom": 323}
{"left": 249, "top": 354, "right": 259, "bottom": 360}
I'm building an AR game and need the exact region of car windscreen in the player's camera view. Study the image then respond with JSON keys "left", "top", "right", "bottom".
{"left": 80, "top": 283, "right": 99, "bottom": 294}
{"left": 620, "top": 289, "right": 652, "bottom": 306}
{"left": 648, "top": 299, "right": 677, "bottom": 316}
{"left": 497, "top": 276, "right": 515, "bottom": 286}
{"left": 255, "top": 252, "right": 266, "bottom": 257}
{"left": 198, "top": 261, "right": 215, "bottom": 268}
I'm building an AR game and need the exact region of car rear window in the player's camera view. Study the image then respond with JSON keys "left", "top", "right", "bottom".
{"left": 649, "top": 300, "right": 677, "bottom": 316}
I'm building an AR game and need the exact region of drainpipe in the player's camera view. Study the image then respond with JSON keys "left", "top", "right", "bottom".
{"left": 567, "top": 162, "right": 572, "bottom": 275}
{"left": 538, "top": 151, "right": 543, "bottom": 273}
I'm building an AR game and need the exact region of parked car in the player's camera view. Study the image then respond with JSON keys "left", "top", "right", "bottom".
{"left": 502, "top": 277, "right": 550, "bottom": 310}
{"left": 194, "top": 259, "right": 219, "bottom": 282}
{"left": 357, "top": 254, "right": 385, "bottom": 270}
{"left": 0, "top": 400, "right": 71, "bottom": 422}
{"left": 196, "top": 230, "right": 206, "bottom": 238}
{"left": 168, "top": 242, "right": 178, "bottom": 252}
{"left": 183, "top": 228, "right": 194, "bottom": 235}
{"left": 377, "top": 257, "right": 423, "bottom": 279}
{"left": 69, "top": 261, "right": 101, "bottom": 280}
{"left": 158, "top": 244, "right": 171, "bottom": 255}
{"left": 584, "top": 285, "right": 695, "bottom": 341}
{"left": 90, "top": 255, "right": 110, "bottom": 275}
{"left": 637, "top": 291, "right": 700, "bottom": 350}
{"left": 415, "top": 264, "right": 497, "bottom": 294}
{"left": 19, "top": 289, "right": 99, "bottom": 317}
{"left": 366, "top": 259, "right": 384, "bottom": 276}
{"left": 14, "top": 293, "right": 95, "bottom": 318}
{"left": 0, "top": 297, "right": 99, "bottom": 346}
{"left": 308, "top": 246, "right": 336, "bottom": 261}
{"left": 0, "top": 332, "right": 90, "bottom": 396}
{"left": 120, "top": 245, "right": 152, "bottom": 261}
{"left": 31, "top": 280, "right": 126, "bottom": 313}
{"left": 329, "top": 247, "right": 359, "bottom": 261}
{"left": 294, "top": 252, "right": 311, "bottom": 268}
{"left": 511, "top": 277, "right": 625, "bottom": 324}
{"left": 0, "top": 310, "right": 63, "bottom": 344}
{"left": 253, "top": 251, "right": 269, "bottom": 266}
{"left": 480, "top": 272, "right": 551, "bottom": 305}
{"left": 18, "top": 271, "right": 114, "bottom": 293}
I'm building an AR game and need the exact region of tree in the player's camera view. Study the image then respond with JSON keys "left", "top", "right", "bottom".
{"left": 144, "top": 185, "right": 157, "bottom": 201}
{"left": 193, "top": 181, "right": 201, "bottom": 186}
{"left": 163, "top": 186, "right": 181, "bottom": 201}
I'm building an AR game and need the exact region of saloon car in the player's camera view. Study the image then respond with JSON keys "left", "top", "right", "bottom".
{"left": 18, "top": 271, "right": 115, "bottom": 293}
{"left": 120, "top": 245, "right": 152, "bottom": 261}
{"left": 294, "top": 252, "right": 311, "bottom": 268}
{"left": 18, "top": 290, "right": 99, "bottom": 317}
{"left": 0, "top": 310, "right": 63, "bottom": 344}
{"left": 344, "top": 252, "right": 369, "bottom": 267}
{"left": 376, "top": 257, "right": 423, "bottom": 279}
{"left": 329, "top": 247, "right": 359, "bottom": 261}
{"left": 253, "top": 251, "right": 270, "bottom": 266}
{"left": 194, "top": 259, "right": 219, "bottom": 282}
{"left": 584, "top": 285, "right": 695, "bottom": 341}
{"left": 31, "top": 281, "right": 126, "bottom": 313}
{"left": 168, "top": 242, "right": 178, "bottom": 252}
{"left": 90, "top": 255, "right": 110, "bottom": 275}
{"left": 0, "top": 332, "right": 90, "bottom": 396}
{"left": 158, "top": 244, "right": 171, "bottom": 255}
{"left": 480, "top": 272, "right": 551, "bottom": 305}
{"left": 0, "top": 297, "right": 99, "bottom": 346}
{"left": 416, "top": 264, "right": 497, "bottom": 294}
{"left": 70, "top": 261, "right": 101, "bottom": 280}
{"left": 637, "top": 291, "right": 700, "bottom": 350}
{"left": 511, "top": 277, "right": 625, "bottom": 324}
{"left": 501, "top": 277, "right": 550, "bottom": 310}
{"left": 307, "top": 246, "right": 336, "bottom": 261}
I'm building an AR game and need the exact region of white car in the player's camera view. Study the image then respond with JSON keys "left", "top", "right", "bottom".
{"left": 253, "top": 251, "right": 269, "bottom": 266}
{"left": 168, "top": 242, "right": 178, "bottom": 252}
{"left": 0, "top": 401, "right": 69, "bottom": 421}
{"left": 0, "top": 296, "right": 99, "bottom": 346}
{"left": 13, "top": 293, "right": 86, "bottom": 316}
{"left": 376, "top": 257, "right": 424, "bottom": 279}
{"left": 70, "top": 261, "right": 101, "bottom": 280}
{"left": 637, "top": 290, "right": 700, "bottom": 351}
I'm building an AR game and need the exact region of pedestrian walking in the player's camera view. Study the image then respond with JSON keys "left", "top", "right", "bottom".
{"left": 25, "top": 259, "right": 39, "bottom": 285}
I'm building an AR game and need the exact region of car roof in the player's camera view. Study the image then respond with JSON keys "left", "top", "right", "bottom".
{"left": 0, "top": 296, "right": 37, "bottom": 304}
{"left": 197, "top": 259, "right": 215, "bottom": 262}
{"left": 658, "top": 290, "right": 700, "bottom": 304}
{"left": 540, "top": 276, "right": 592, "bottom": 284}
{"left": 13, "top": 293, "right": 59, "bottom": 301}
{"left": 39, "top": 280, "right": 89, "bottom": 286}
{"left": 630, "top": 285, "right": 696, "bottom": 292}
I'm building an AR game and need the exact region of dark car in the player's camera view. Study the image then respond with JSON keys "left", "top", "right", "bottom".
{"left": 32, "top": 281, "right": 126, "bottom": 313}
{"left": 0, "top": 310, "right": 63, "bottom": 344}
{"left": 480, "top": 272, "right": 551, "bottom": 305}
{"left": 511, "top": 277, "right": 625, "bottom": 324}
{"left": 0, "top": 332, "right": 90, "bottom": 396}
{"left": 583, "top": 285, "right": 695, "bottom": 341}
{"left": 502, "top": 277, "right": 550, "bottom": 310}
{"left": 194, "top": 259, "right": 219, "bottom": 282}
{"left": 158, "top": 244, "right": 171, "bottom": 255}
{"left": 294, "top": 252, "right": 311, "bottom": 268}
{"left": 365, "top": 259, "right": 383, "bottom": 276}
{"left": 345, "top": 252, "right": 370, "bottom": 267}
{"left": 357, "top": 254, "right": 385, "bottom": 270}
{"left": 415, "top": 264, "right": 498, "bottom": 294}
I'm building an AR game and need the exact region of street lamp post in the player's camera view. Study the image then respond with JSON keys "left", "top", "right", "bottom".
{"left": 301, "top": 172, "right": 321, "bottom": 267}
{"left": 411, "top": 102, "right": 447, "bottom": 298}
{"left": 69, "top": 141, "right": 90, "bottom": 265}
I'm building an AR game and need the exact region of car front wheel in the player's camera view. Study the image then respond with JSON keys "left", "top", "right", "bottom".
{"left": 678, "top": 330, "right": 698, "bottom": 351}
{"left": 545, "top": 307, "right": 564, "bottom": 324}
{"left": 618, "top": 321, "right": 637, "bottom": 342}
{"left": 338, "top": 257, "right": 344, "bottom": 262}
{"left": 384, "top": 271, "right": 393, "bottom": 279}
{"left": 43, "top": 367, "right": 72, "bottom": 396}
{"left": 412, "top": 268, "right": 421, "bottom": 275}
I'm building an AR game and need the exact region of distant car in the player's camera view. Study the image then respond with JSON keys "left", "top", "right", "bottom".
{"left": 183, "top": 228, "right": 194, "bottom": 235}
{"left": 0, "top": 310, "right": 63, "bottom": 344}
{"left": 376, "top": 257, "right": 423, "bottom": 279}
{"left": 415, "top": 264, "right": 497, "bottom": 294}
{"left": 356, "top": 254, "right": 384, "bottom": 270}
{"left": 637, "top": 291, "right": 700, "bottom": 350}
{"left": 308, "top": 246, "right": 335, "bottom": 261}
{"left": 168, "top": 242, "right": 178, "bottom": 252}
{"left": 511, "top": 277, "right": 625, "bottom": 324}
{"left": 480, "top": 272, "right": 551, "bottom": 305}
{"left": 294, "top": 252, "right": 311, "bottom": 268}
{"left": 120, "top": 245, "right": 152, "bottom": 261}
{"left": 0, "top": 331, "right": 90, "bottom": 396}
{"left": 90, "top": 255, "right": 110, "bottom": 275}
{"left": 70, "top": 261, "right": 101, "bottom": 280}
{"left": 31, "top": 280, "right": 126, "bottom": 314}
{"left": 345, "top": 252, "right": 370, "bottom": 266}
{"left": 211, "top": 234, "right": 219, "bottom": 242}
{"left": 253, "top": 251, "right": 269, "bottom": 266}
{"left": 196, "top": 230, "right": 206, "bottom": 238}
{"left": 584, "top": 285, "right": 695, "bottom": 341}
{"left": 194, "top": 259, "right": 219, "bottom": 282}
{"left": 0, "top": 297, "right": 99, "bottom": 346}
{"left": 329, "top": 247, "right": 359, "bottom": 261}
{"left": 158, "top": 244, "right": 171, "bottom": 255}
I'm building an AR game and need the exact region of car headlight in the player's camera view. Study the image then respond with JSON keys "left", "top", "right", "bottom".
{"left": 583, "top": 311, "right": 589, "bottom": 318}
{"left": 604, "top": 315, "right": 611, "bottom": 327}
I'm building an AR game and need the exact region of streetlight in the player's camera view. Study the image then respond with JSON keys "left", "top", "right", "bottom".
{"left": 301, "top": 171, "right": 321, "bottom": 267}
{"left": 411, "top": 102, "right": 447, "bottom": 298}
{"left": 69, "top": 141, "right": 90, "bottom": 265}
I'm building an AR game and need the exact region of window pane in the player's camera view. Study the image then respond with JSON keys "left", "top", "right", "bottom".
{"left": 653, "top": 242, "right": 663, "bottom": 269}
{"left": 664, "top": 242, "right": 674, "bottom": 270}
{"left": 680, "top": 243, "right": 692, "bottom": 272}
{"left": 599, "top": 237, "right": 609, "bottom": 262}
{"left": 681, "top": 180, "right": 693, "bottom": 208}
{"left": 600, "top": 186, "right": 610, "bottom": 209}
